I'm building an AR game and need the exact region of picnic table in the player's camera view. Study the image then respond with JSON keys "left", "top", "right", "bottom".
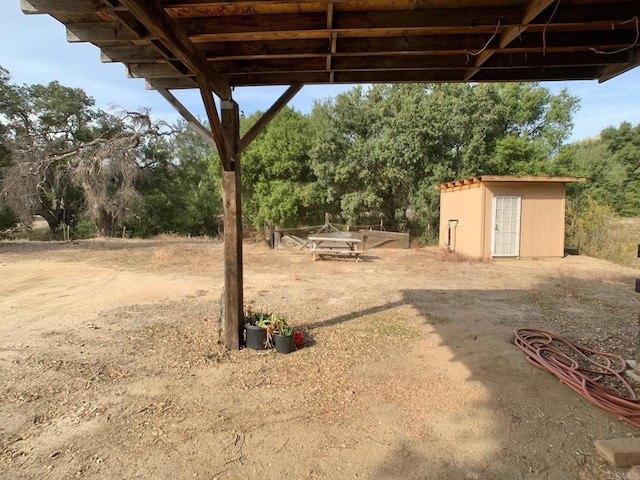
{"left": 308, "top": 235, "right": 363, "bottom": 261}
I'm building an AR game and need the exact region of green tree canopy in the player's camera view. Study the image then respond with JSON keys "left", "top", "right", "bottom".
{"left": 552, "top": 121, "right": 640, "bottom": 217}
{"left": 309, "top": 83, "right": 578, "bottom": 241}
{"left": 239, "top": 106, "right": 326, "bottom": 228}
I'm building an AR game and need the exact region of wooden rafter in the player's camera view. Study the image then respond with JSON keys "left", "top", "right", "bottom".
{"left": 66, "top": 22, "right": 142, "bottom": 42}
{"left": 195, "top": 74, "right": 230, "bottom": 170}
{"left": 326, "top": 3, "right": 335, "bottom": 83}
{"left": 117, "top": 0, "right": 230, "bottom": 98}
{"left": 464, "top": 0, "right": 556, "bottom": 81}
{"left": 21, "top": 0, "right": 108, "bottom": 14}
{"left": 155, "top": 87, "right": 218, "bottom": 151}
{"left": 25, "top": 0, "right": 640, "bottom": 87}
{"left": 599, "top": 49, "right": 640, "bottom": 82}
{"left": 238, "top": 84, "right": 303, "bottom": 154}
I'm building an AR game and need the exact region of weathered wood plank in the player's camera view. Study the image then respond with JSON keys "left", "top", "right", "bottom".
{"left": 119, "top": 0, "right": 230, "bottom": 98}
{"left": 473, "top": 65, "right": 600, "bottom": 81}
{"left": 472, "top": 0, "right": 555, "bottom": 71}
{"left": 179, "top": 9, "right": 521, "bottom": 34}
{"left": 197, "top": 74, "right": 230, "bottom": 170}
{"left": 599, "top": 49, "right": 640, "bottom": 82}
{"left": 180, "top": 13, "right": 326, "bottom": 36}
{"left": 221, "top": 100, "right": 243, "bottom": 351}
{"left": 226, "top": 65, "right": 605, "bottom": 86}
{"left": 127, "top": 62, "right": 183, "bottom": 78}
{"left": 101, "top": 46, "right": 165, "bottom": 63}
{"left": 228, "top": 72, "right": 328, "bottom": 86}
{"left": 485, "top": 50, "right": 632, "bottom": 68}
{"left": 337, "top": 34, "right": 503, "bottom": 55}
{"left": 21, "top": 0, "right": 104, "bottom": 14}
{"left": 200, "top": 38, "right": 330, "bottom": 59}
{"left": 212, "top": 57, "right": 326, "bottom": 74}
{"left": 145, "top": 77, "right": 198, "bottom": 89}
{"left": 155, "top": 88, "right": 218, "bottom": 151}
{"left": 67, "top": 22, "right": 142, "bottom": 42}
{"left": 311, "top": 249, "right": 361, "bottom": 254}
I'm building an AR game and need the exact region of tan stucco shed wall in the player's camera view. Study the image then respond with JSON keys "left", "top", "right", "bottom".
{"left": 438, "top": 182, "right": 485, "bottom": 258}
{"left": 482, "top": 182, "right": 567, "bottom": 259}
{"left": 438, "top": 177, "right": 575, "bottom": 260}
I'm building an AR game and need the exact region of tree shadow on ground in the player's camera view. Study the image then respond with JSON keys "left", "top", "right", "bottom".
{"left": 312, "top": 274, "right": 638, "bottom": 479}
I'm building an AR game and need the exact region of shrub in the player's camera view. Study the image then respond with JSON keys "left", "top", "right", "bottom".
{"left": 566, "top": 198, "right": 633, "bottom": 265}
{"left": 73, "top": 218, "right": 97, "bottom": 239}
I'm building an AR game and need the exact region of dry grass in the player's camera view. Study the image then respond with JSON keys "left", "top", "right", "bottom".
{"left": 613, "top": 217, "right": 640, "bottom": 267}
{"left": 433, "top": 248, "right": 476, "bottom": 263}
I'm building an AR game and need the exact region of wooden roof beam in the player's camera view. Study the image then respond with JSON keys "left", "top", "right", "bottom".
{"left": 204, "top": 50, "right": 630, "bottom": 75}
{"left": 127, "top": 62, "right": 185, "bottom": 78}
{"left": 327, "top": 3, "right": 336, "bottom": 82}
{"left": 473, "top": 66, "right": 599, "bottom": 81}
{"left": 238, "top": 84, "right": 303, "bottom": 154}
{"left": 146, "top": 77, "right": 198, "bottom": 89}
{"left": 118, "top": 0, "right": 230, "bottom": 98}
{"left": 484, "top": 50, "right": 632, "bottom": 69}
{"left": 21, "top": 0, "right": 108, "bottom": 14}
{"left": 195, "top": 74, "right": 230, "bottom": 170}
{"left": 338, "top": 30, "right": 637, "bottom": 56}
{"left": 101, "top": 45, "right": 166, "bottom": 63}
{"left": 163, "top": 0, "right": 356, "bottom": 5}
{"left": 599, "top": 48, "right": 640, "bottom": 82}
{"left": 178, "top": 9, "right": 522, "bottom": 34}
{"left": 155, "top": 87, "right": 219, "bottom": 152}
{"left": 199, "top": 30, "right": 637, "bottom": 61}
{"left": 223, "top": 66, "right": 602, "bottom": 87}
{"left": 200, "top": 38, "right": 330, "bottom": 59}
{"left": 465, "top": 0, "right": 556, "bottom": 80}
{"left": 67, "top": 22, "right": 143, "bottom": 42}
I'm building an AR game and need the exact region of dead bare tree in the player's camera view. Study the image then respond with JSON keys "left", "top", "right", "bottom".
{"left": 60, "top": 130, "right": 141, "bottom": 237}
{"left": 1, "top": 102, "right": 173, "bottom": 236}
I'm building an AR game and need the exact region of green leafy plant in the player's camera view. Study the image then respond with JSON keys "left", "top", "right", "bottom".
{"left": 244, "top": 308, "right": 272, "bottom": 327}
{"left": 271, "top": 314, "right": 293, "bottom": 336}
{"left": 244, "top": 308, "right": 293, "bottom": 348}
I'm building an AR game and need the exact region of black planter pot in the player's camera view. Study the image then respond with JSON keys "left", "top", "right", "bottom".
{"left": 274, "top": 333, "right": 295, "bottom": 354}
{"left": 245, "top": 324, "right": 267, "bottom": 350}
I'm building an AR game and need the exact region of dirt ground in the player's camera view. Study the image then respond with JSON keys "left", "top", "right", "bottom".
{"left": 1, "top": 238, "right": 639, "bottom": 480}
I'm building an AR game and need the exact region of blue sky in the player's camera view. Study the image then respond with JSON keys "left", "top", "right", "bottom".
{"left": 2, "top": 1, "right": 639, "bottom": 143}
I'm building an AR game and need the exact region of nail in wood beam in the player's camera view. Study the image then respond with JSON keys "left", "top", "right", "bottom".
{"left": 221, "top": 100, "right": 243, "bottom": 350}
{"left": 238, "top": 84, "right": 303, "bottom": 154}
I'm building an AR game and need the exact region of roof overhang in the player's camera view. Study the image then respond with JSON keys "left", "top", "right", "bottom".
{"left": 22, "top": 0, "right": 640, "bottom": 94}
{"left": 435, "top": 175, "right": 587, "bottom": 190}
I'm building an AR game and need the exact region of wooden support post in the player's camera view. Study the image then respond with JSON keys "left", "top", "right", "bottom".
{"left": 221, "top": 100, "right": 243, "bottom": 350}
{"left": 636, "top": 245, "right": 640, "bottom": 366}
{"left": 636, "top": 313, "right": 640, "bottom": 368}
{"left": 273, "top": 226, "right": 281, "bottom": 249}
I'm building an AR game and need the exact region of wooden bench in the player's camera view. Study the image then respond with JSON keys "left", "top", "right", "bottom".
{"left": 308, "top": 236, "right": 363, "bottom": 261}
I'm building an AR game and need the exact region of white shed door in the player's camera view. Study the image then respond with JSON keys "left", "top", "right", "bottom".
{"left": 492, "top": 196, "right": 521, "bottom": 257}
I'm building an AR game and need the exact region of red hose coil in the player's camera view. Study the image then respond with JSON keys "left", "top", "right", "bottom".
{"left": 513, "top": 328, "right": 640, "bottom": 427}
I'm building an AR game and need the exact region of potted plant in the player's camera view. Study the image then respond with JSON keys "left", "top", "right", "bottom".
{"left": 245, "top": 311, "right": 271, "bottom": 350}
{"left": 272, "top": 315, "right": 295, "bottom": 354}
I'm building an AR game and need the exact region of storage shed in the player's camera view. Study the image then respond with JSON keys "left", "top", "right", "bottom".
{"left": 436, "top": 176, "right": 585, "bottom": 259}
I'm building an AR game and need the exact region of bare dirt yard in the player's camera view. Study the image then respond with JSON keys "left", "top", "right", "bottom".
{"left": 1, "top": 238, "right": 639, "bottom": 480}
